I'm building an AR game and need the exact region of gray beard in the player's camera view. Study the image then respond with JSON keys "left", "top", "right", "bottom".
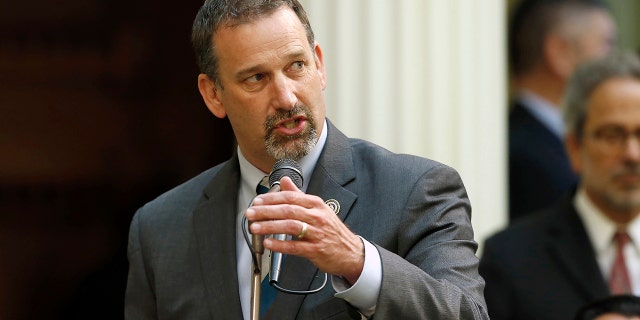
{"left": 264, "top": 105, "right": 317, "bottom": 161}
{"left": 265, "top": 128, "right": 317, "bottom": 161}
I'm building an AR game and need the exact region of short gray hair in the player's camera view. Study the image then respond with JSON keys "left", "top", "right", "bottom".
{"left": 191, "top": 0, "right": 315, "bottom": 87}
{"left": 563, "top": 51, "right": 640, "bottom": 138}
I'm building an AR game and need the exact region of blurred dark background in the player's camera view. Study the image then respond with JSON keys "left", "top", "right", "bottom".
{"left": 0, "top": 0, "right": 234, "bottom": 318}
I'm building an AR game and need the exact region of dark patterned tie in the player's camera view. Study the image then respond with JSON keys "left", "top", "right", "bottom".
{"left": 256, "top": 176, "right": 277, "bottom": 317}
{"left": 609, "top": 230, "right": 632, "bottom": 294}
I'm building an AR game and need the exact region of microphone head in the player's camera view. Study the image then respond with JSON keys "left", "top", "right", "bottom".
{"left": 269, "top": 159, "right": 303, "bottom": 189}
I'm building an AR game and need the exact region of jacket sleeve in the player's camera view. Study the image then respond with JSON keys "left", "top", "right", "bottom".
{"left": 372, "top": 164, "right": 489, "bottom": 319}
{"left": 124, "top": 210, "right": 158, "bottom": 320}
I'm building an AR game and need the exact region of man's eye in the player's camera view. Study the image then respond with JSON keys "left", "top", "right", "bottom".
{"left": 291, "top": 61, "right": 304, "bottom": 71}
{"left": 596, "top": 128, "right": 626, "bottom": 142}
{"left": 246, "top": 73, "right": 264, "bottom": 83}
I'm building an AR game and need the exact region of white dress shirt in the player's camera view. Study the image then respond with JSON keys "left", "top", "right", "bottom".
{"left": 235, "top": 120, "right": 382, "bottom": 319}
{"left": 574, "top": 188, "right": 640, "bottom": 294}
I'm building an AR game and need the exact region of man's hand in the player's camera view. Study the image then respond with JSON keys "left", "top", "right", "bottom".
{"left": 246, "top": 177, "right": 364, "bottom": 284}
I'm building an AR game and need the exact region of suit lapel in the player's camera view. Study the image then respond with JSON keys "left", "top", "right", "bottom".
{"left": 545, "top": 201, "right": 609, "bottom": 300}
{"left": 193, "top": 157, "right": 244, "bottom": 318}
{"left": 308, "top": 121, "right": 357, "bottom": 222}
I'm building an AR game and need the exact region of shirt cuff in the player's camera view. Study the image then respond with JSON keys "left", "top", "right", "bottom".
{"left": 332, "top": 236, "right": 381, "bottom": 316}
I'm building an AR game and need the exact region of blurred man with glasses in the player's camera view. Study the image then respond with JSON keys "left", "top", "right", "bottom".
{"left": 480, "top": 51, "right": 640, "bottom": 320}
{"left": 507, "top": 0, "right": 616, "bottom": 221}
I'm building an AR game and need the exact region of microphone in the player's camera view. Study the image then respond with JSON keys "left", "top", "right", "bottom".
{"left": 250, "top": 159, "right": 303, "bottom": 274}
{"left": 266, "top": 159, "right": 303, "bottom": 285}
{"left": 268, "top": 158, "right": 304, "bottom": 193}
{"left": 247, "top": 159, "right": 303, "bottom": 318}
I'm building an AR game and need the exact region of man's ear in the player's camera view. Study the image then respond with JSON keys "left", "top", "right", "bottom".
{"left": 565, "top": 133, "right": 583, "bottom": 174}
{"left": 313, "top": 42, "right": 327, "bottom": 90}
{"left": 198, "top": 74, "right": 226, "bottom": 118}
{"left": 544, "top": 34, "right": 576, "bottom": 81}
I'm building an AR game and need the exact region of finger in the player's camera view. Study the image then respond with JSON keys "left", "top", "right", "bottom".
{"left": 252, "top": 189, "right": 320, "bottom": 210}
{"left": 297, "top": 221, "right": 309, "bottom": 239}
{"left": 245, "top": 203, "right": 296, "bottom": 222}
{"left": 264, "top": 235, "right": 312, "bottom": 256}
{"left": 249, "top": 218, "right": 305, "bottom": 236}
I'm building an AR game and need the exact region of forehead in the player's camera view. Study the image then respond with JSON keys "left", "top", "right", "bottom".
{"left": 213, "top": 7, "right": 310, "bottom": 71}
{"left": 578, "top": 10, "right": 615, "bottom": 46}
{"left": 582, "top": 9, "right": 615, "bottom": 34}
{"left": 585, "top": 77, "right": 640, "bottom": 127}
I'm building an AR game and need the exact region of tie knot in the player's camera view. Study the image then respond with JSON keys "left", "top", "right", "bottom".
{"left": 256, "top": 176, "right": 270, "bottom": 195}
{"left": 614, "top": 231, "right": 630, "bottom": 248}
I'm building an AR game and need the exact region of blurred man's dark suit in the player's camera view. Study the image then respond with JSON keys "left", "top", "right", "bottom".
{"left": 509, "top": 100, "right": 578, "bottom": 221}
{"left": 480, "top": 193, "right": 610, "bottom": 320}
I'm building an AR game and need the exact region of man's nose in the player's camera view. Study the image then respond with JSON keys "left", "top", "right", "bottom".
{"left": 270, "top": 74, "right": 297, "bottom": 110}
{"left": 623, "top": 134, "right": 640, "bottom": 162}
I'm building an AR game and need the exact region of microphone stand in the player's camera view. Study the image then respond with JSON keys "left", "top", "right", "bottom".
{"left": 250, "top": 256, "right": 261, "bottom": 320}
{"left": 250, "top": 231, "right": 264, "bottom": 320}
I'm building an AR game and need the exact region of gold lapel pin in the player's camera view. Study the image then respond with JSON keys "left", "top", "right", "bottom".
{"left": 325, "top": 199, "right": 340, "bottom": 215}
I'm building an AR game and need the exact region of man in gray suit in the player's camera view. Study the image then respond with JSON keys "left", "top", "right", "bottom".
{"left": 125, "top": 0, "right": 488, "bottom": 319}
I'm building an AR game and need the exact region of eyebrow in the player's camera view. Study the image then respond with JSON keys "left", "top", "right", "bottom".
{"left": 235, "top": 65, "right": 264, "bottom": 81}
{"left": 234, "top": 49, "right": 308, "bottom": 81}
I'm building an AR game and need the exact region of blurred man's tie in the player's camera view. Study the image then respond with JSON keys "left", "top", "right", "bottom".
{"left": 609, "top": 230, "right": 632, "bottom": 294}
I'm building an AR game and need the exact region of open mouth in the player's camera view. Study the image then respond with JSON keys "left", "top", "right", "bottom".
{"left": 280, "top": 118, "right": 301, "bottom": 129}
{"left": 273, "top": 116, "right": 307, "bottom": 135}
{"left": 277, "top": 115, "right": 305, "bottom": 128}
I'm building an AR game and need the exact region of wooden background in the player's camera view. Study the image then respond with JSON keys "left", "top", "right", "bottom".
{"left": 0, "top": 0, "right": 234, "bottom": 318}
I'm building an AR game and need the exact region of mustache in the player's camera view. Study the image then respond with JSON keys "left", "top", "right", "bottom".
{"left": 612, "top": 165, "right": 640, "bottom": 179}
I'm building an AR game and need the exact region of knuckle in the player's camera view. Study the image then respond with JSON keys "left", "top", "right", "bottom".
{"left": 283, "top": 191, "right": 298, "bottom": 202}
{"left": 287, "top": 219, "right": 299, "bottom": 231}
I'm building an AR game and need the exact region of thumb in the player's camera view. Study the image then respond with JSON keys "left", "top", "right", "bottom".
{"left": 278, "top": 176, "right": 302, "bottom": 192}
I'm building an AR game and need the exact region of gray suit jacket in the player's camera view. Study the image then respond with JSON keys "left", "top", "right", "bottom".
{"left": 125, "top": 121, "right": 488, "bottom": 319}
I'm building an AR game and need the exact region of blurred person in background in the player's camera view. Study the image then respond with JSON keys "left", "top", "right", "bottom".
{"left": 508, "top": 0, "right": 616, "bottom": 221}
{"left": 575, "top": 295, "right": 640, "bottom": 320}
{"left": 481, "top": 51, "right": 640, "bottom": 320}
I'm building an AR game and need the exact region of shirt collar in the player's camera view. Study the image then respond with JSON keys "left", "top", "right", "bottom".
{"left": 574, "top": 187, "right": 640, "bottom": 252}
{"left": 631, "top": 215, "right": 640, "bottom": 250}
{"left": 238, "top": 119, "right": 328, "bottom": 194}
{"left": 518, "top": 90, "right": 564, "bottom": 139}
